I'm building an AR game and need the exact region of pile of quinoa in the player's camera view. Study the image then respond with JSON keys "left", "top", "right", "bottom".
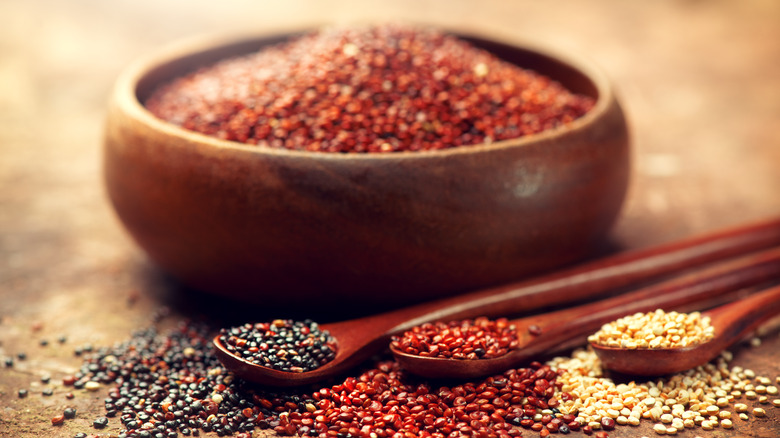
{"left": 391, "top": 317, "right": 519, "bottom": 360}
{"left": 548, "top": 347, "right": 779, "bottom": 435}
{"left": 145, "top": 24, "right": 594, "bottom": 153}
{"left": 218, "top": 319, "right": 337, "bottom": 373}
{"left": 63, "top": 320, "right": 575, "bottom": 438}
{"left": 588, "top": 308, "right": 715, "bottom": 349}
{"left": 31, "top": 312, "right": 778, "bottom": 437}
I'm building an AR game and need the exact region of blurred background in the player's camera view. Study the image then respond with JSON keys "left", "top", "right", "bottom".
{"left": 1, "top": 1, "right": 779, "bottom": 436}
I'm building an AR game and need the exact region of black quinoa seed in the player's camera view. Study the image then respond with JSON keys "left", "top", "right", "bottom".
{"left": 64, "top": 407, "right": 77, "bottom": 419}
{"left": 18, "top": 388, "right": 28, "bottom": 398}
{"left": 42, "top": 387, "right": 54, "bottom": 396}
{"left": 4, "top": 357, "right": 13, "bottom": 367}
{"left": 93, "top": 416, "right": 108, "bottom": 428}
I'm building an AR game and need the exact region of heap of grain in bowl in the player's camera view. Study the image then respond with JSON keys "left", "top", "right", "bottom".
{"left": 145, "top": 24, "right": 595, "bottom": 153}
{"left": 588, "top": 308, "right": 715, "bottom": 349}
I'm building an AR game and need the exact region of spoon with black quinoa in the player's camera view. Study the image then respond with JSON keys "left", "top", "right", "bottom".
{"left": 217, "top": 319, "right": 337, "bottom": 373}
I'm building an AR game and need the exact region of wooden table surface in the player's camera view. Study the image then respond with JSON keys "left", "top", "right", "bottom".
{"left": 1, "top": 0, "right": 779, "bottom": 437}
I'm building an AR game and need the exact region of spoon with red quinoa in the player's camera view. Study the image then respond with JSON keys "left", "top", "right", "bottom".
{"left": 214, "top": 218, "right": 780, "bottom": 386}
{"left": 390, "top": 247, "right": 780, "bottom": 379}
{"left": 590, "top": 283, "right": 780, "bottom": 376}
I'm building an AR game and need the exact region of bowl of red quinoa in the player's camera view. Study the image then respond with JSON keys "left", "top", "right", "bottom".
{"left": 103, "top": 24, "right": 630, "bottom": 310}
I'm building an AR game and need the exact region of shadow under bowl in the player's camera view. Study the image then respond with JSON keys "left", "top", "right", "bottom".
{"left": 103, "top": 28, "right": 630, "bottom": 312}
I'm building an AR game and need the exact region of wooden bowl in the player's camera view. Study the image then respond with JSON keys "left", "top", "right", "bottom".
{"left": 103, "top": 29, "right": 630, "bottom": 311}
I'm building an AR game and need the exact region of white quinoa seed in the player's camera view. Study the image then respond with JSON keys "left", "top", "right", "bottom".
{"left": 650, "top": 406, "right": 663, "bottom": 422}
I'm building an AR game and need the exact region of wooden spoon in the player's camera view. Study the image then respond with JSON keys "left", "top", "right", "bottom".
{"left": 214, "top": 217, "right": 780, "bottom": 386}
{"left": 592, "top": 284, "right": 780, "bottom": 376}
{"left": 391, "top": 247, "right": 780, "bottom": 379}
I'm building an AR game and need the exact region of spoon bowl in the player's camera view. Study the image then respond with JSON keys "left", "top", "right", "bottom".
{"left": 213, "top": 318, "right": 392, "bottom": 386}
{"left": 213, "top": 324, "right": 380, "bottom": 386}
{"left": 592, "top": 283, "right": 780, "bottom": 376}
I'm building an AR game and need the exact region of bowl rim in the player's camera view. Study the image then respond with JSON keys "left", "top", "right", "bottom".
{"left": 112, "top": 26, "right": 617, "bottom": 161}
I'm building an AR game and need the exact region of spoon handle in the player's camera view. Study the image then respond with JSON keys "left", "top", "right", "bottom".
{"left": 709, "top": 283, "right": 780, "bottom": 343}
{"left": 517, "top": 246, "right": 780, "bottom": 356}
{"left": 350, "top": 216, "right": 780, "bottom": 336}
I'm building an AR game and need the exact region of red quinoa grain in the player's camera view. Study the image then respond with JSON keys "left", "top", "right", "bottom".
{"left": 146, "top": 24, "right": 594, "bottom": 153}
